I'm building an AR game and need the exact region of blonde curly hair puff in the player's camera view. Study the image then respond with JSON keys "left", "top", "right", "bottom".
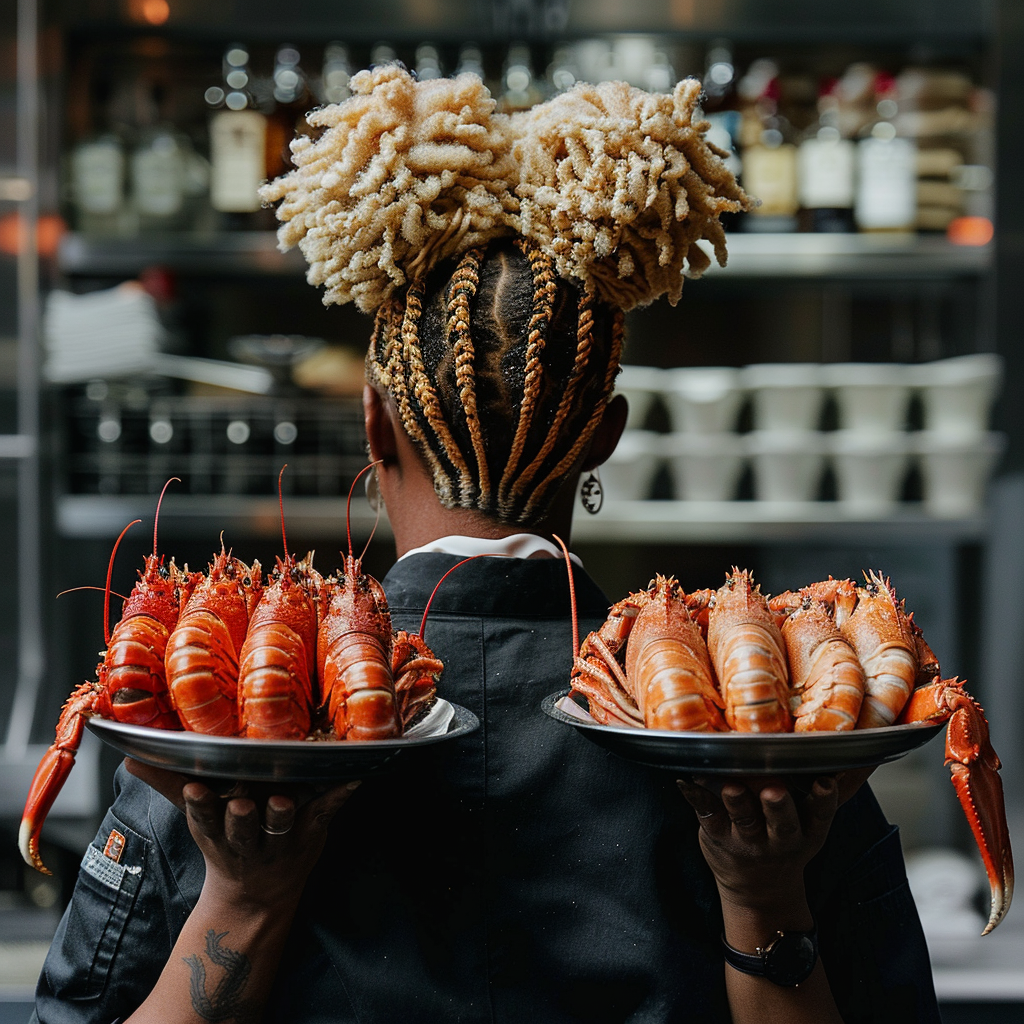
{"left": 511, "top": 77, "right": 753, "bottom": 311}
{"left": 259, "top": 64, "right": 518, "bottom": 314}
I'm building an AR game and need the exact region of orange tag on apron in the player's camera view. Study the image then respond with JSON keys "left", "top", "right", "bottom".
{"left": 103, "top": 829, "right": 126, "bottom": 863}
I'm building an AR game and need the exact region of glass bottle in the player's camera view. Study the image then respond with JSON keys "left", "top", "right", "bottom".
{"left": 415, "top": 43, "right": 443, "bottom": 81}
{"left": 130, "top": 83, "right": 189, "bottom": 234}
{"left": 498, "top": 43, "right": 542, "bottom": 112}
{"left": 738, "top": 63, "right": 799, "bottom": 233}
{"left": 456, "top": 42, "right": 486, "bottom": 81}
{"left": 701, "top": 41, "right": 742, "bottom": 184}
{"left": 69, "top": 78, "right": 126, "bottom": 236}
{"left": 797, "top": 80, "right": 856, "bottom": 232}
{"left": 320, "top": 42, "right": 352, "bottom": 104}
{"left": 207, "top": 44, "right": 270, "bottom": 227}
{"left": 855, "top": 73, "right": 917, "bottom": 233}
{"left": 265, "top": 44, "right": 314, "bottom": 181}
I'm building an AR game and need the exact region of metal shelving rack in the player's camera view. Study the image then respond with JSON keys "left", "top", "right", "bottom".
{"left": 57, "top": 230, "right": 993, "bottom": 280}
{"left": 0, "top": 0, "right": 101, "bottom": 822}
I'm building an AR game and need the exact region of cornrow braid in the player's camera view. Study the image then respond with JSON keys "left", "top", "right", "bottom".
{"left": 521, "top": 307, "right": 624, "bottom": 521}
{"left": 401, "top": 277, "right": 472, "bottom": 507}
{"left": 507, "top": 285, "right": 597, "bottom": 512}
{"left": 445, "top": 248, "right": 490, "bottom": 507}
{"left": 497, "top": 239, "right": 558, "bottom": 515}
{"left": 365, "top": 239, "right": 621, "bottom": 525}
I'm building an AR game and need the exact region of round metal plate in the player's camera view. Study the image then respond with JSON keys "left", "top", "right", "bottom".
{"left": 541, "top": 692, "right": 945, "bottom": 775}
{"left": 86, "top": 702, "right": 479, "bottom": 783}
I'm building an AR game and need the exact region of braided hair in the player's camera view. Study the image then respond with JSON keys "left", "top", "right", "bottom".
{"left": 366, "top": 239, "right": 623, "bottom": 522}
{"left": 260, "top": 64, "right": 751, "bottom": 525}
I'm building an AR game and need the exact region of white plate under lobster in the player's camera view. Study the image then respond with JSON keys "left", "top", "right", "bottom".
{"left": 85, "top": 699, "right": 478, "bottom": 783}
{"left": 543, "top": 691, "right": 944, "bottom": 775}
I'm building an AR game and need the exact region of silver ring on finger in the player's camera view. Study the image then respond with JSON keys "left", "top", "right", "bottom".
{"left": 260, "top": 823, "right": 293, "bottom": 836}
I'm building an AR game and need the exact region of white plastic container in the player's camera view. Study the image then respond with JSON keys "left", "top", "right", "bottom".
{"left": 614, "top": 365, "right": 665, "bottom": 431}
{"left": 912, "top": 431, "right": 1005, "bottom": 517}
{"left": 661, "top": 367, "right": 745, "bottom": 435}
{"left": 661, "top": 432, "right": 746, "bottom": 502}
{"left": 599, "top": 430, "right": 662, "bottom": 501}
{"left": 741, "top": 363, "right": 825, "bottom": 433}
{"left": 910, "top": 354, "right": 1003, "bottom": 437}
{"left": 827, "top": 430, "right": 911, "bottom": 512}
{"left": 745, "top": 431, "right": 827, "bottom": 502}
{"left": 820, "top": 363, "right": 912, "bottom": 435}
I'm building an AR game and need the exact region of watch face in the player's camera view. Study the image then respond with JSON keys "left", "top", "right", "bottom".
{"left": 763, "top": 931, "right": 818, "bottom": 987}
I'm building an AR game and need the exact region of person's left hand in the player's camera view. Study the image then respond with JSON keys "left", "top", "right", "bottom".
{"left": 677, "top": 775, "right": 838, "bottom": 912}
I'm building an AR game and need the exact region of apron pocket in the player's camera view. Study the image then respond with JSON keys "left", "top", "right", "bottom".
{"left": 57, "top": 810, "right": 149, "bottom": 1001}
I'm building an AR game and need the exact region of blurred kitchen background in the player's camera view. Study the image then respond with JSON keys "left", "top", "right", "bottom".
{"left": 0, "top": 0, "right": 1022, "bottom": 1020}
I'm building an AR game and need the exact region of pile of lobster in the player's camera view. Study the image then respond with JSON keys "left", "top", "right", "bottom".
{"left": 566, "top": 564, "right": 1014, "bottom": 933}
{"left": 20, "top": 470, "right": 445, "bottom": 875}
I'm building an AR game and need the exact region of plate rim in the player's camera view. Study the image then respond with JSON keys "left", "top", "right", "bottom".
{"left": 84, "top": 702, "right": 480, "bottom": 781}
{"left": 86, "top": 701, "right": 479, "bottom": 753}
{"left": 541, "top": 690, "right": 945, "bottom": 742}
{"left": 541, "top": 689, "right": 946, "bottom": 774}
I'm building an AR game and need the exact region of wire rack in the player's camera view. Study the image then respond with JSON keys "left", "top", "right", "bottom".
{"left": 61, "top": 393, "right": 368, "bottom": 497}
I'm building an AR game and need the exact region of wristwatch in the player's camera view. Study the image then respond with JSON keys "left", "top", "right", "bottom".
{"left": 721, "top": 928, "right": 819, "bottom": 987}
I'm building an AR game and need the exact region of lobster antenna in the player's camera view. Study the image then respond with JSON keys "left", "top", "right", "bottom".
{"left": 347, "top": 461, "right": 382, "bottom": 560}
{"left": 56, "top": 586, "right": 130, "bottom": 602}
{"left": 278, "top": 465, "right": 289, "bottom": 558}
{"left": 104, "top": 520, "right": 142, "bottom": 646}
{"left": 552, "top": 534, "right": 579, "bottom": 658}
{"left": 418, "top": 553, "right": 502, "bottom": 641}
{"left": 153, "top": 477, "right": 180, "bottom": 556}
{"left": 358, "top": 500, "right": 381, "bottom": 568}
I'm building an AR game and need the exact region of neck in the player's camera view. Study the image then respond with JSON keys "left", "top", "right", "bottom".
{"left": 386, "top": 481, "right": 577, "bottom": 558}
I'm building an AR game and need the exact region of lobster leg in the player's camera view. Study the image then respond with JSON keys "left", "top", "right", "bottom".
{"left": 900, "top": 677, "right": 1014, "bottom": 934}
{"left": 392, "top": 630, "right": 442, "bottom": 730}
{"left": 19, "top": 682, "right": 100, "bottom": 873}
{"left": 571, "top": 632, "right": 644, "bottom": 728}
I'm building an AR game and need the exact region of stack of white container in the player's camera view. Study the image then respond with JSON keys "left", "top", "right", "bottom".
{"left": 607, "top": 355, "right": 1003, "bottom": 517}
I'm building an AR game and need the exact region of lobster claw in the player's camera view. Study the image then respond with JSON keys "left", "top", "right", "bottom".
{"left": 19, "top": 682, "right": 98, "bottom": 874}
{"left": 945, "top": 689, "right": 1014, "bottom": 934}
{"left": 900, "top": 677, "right": 1014, "bottom": 934}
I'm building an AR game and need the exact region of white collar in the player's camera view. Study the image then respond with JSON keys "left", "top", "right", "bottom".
{"left": 397, "top": 532, "right": 582, "bottom": 566}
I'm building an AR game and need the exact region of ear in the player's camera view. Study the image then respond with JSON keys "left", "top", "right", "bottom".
{"left": 582, "top": 393, "right": 628, "bottom": 472}
{"left": 363, "top": 384, "right": 399, "bottom": 467}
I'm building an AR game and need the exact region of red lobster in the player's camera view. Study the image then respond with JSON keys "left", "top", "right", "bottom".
{"left": 318, "top": 463, "right": 402, "bottom": 740}
{"left": 557, "top": 536, "right": 726, "bottom": 732}
{"left": 20, "top": 481, "right": 190, "bottom": 872}
{"left": 165, "top": 541, "right": 264, "bottom": 735}
{"left": 236, "top": 470, "right": 320, "bottom": 739}
{"left": 772, "top": 571, "right": 1014, "bottom": 934}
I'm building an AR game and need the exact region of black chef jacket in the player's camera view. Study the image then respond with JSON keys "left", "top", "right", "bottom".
{"left": 31, "top": 553, "right": 941, "bottom": 1023}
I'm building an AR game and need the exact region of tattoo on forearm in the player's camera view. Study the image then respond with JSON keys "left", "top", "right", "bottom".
{"left": 183, "top": 929, "right": 252, "bottom": 1022}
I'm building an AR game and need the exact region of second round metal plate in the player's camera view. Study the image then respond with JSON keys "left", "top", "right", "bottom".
{"left": 542, "top": 692, "right": 945, "bottom": 775}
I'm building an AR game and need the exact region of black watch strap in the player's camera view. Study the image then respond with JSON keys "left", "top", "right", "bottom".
{"left": 722, "top": 928, "right": 819, "bottom": 987}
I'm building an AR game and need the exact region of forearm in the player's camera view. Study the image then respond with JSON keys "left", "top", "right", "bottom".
{"left": 720, "top": 888, "right": 844, "bottom": 1024}
{"left": 125, "top": 888, "right": 297, "bottom": 1024}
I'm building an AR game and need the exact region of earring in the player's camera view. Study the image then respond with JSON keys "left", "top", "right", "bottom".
{"left": 580, "top": 470, "right": 603, "bottom": 515}
{"left": 365, "top": 463, "right": 383, "bottom": 513}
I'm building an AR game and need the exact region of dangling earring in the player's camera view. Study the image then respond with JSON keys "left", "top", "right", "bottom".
{"left": 365, "top": 463, "right": 384, "bottom": 513}
{"left": 580, "top": 470, "right": 603, "bottom": 515}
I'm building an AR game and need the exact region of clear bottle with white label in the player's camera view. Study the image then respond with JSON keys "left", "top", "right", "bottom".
{"left": 320, "top": 42, "right": 352, "bottom": 104}
{"left": 69, "top": 79, "right": 126, "bottom": 235}
{"left": 737, "top": 62, "right": 799, "bottom": 232}
{"left": 798, "top": 84, "right": 856, "bottom": 232}
{"left": 207, "top": 44, "right": 270, "bottom": 228}
{"left": 855, "top": 75, "right": 918, "bottom": 233}
{"left": 131, "top": 84, "right": 189, "bottom": 233}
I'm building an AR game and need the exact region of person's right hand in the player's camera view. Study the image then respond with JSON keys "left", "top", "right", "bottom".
{"left": 125, "top": 758, "right": 358, "bottom": 912}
